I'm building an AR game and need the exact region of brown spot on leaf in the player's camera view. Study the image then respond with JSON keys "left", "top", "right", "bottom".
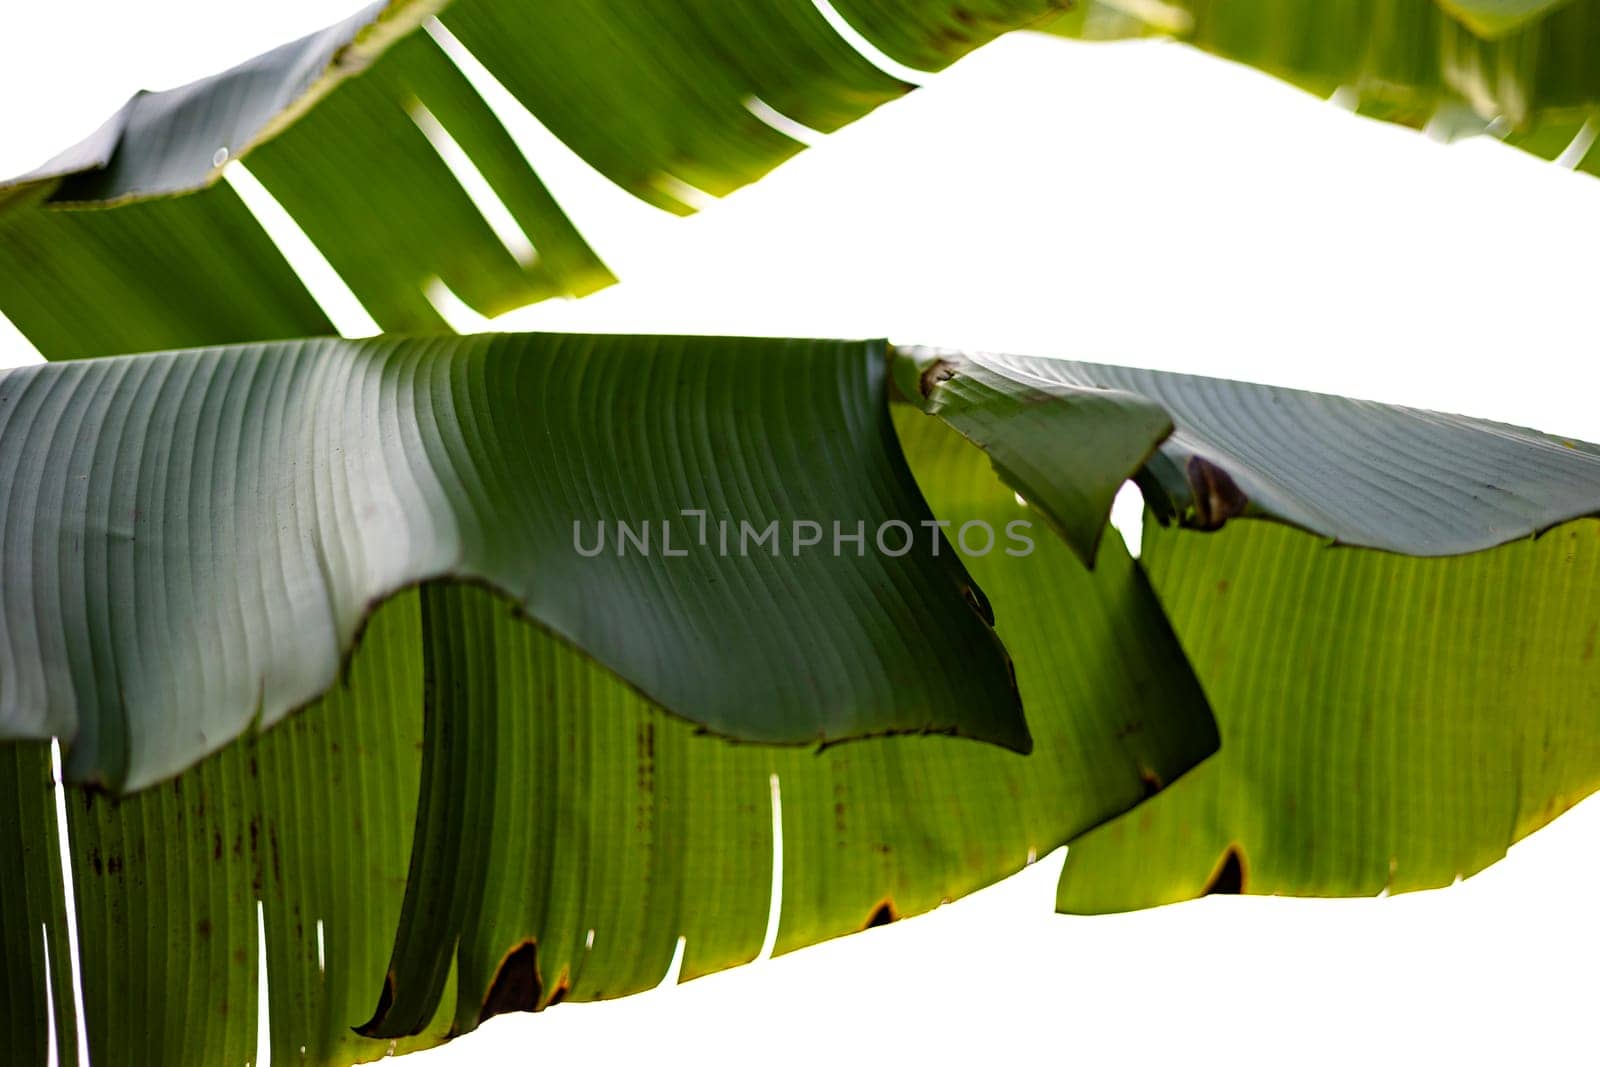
{"left": 479, "top": 941, "right": 544, "bottom": 1024}
{"left": 1138, "top": 767, "right": 1162, "bottom": 798}
{"left": 1203, "top": 846, "right": 1246, "bottom": 896}
{"left": 196, "top": 918, "right": 213, "bottom": 939}
{"left": 1185, "top": 455, "right": 1248, "bottom": 530}
{"left": 918, "top": 359, "right": 957, "bottom": 398}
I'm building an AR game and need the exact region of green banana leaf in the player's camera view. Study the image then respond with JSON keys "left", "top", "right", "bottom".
{"left": 0, "top": 744, "right": 77, "bottom": 1066}
{"left": 7, "top": 327, "right": 1600, "bottom": 1063}
{"left": 0, "top": 115, "right": 1223, "bottom": 1056}
{"left": 1058, "top": 513, "right": 1600, "bottom": 912}
{"left": 1045, "top": 0, "right": 1600, "bottom": 172}
{"left": 0, "top": 333, "right": 1043, "bottom": 790}
{"left": 28, "top": 410, "right": 1218, "bottom": 1066}
{"left": 3, "top": 2, "right": 1600, "bottom": 1064}
{"left": 5, "top": 0, "right": 1597, "bottom": 354}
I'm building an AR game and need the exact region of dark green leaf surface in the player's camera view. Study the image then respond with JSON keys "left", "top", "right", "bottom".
{"left": 48, "top": 413, "right": 1216, "bottom": 1062}
{"left": 241, "top": 29, "right": 614, "bottom": 328}
{"left": 0, "top": 182, "right": 335, "bottom": 359}
{"left": 438, "top": 0, "right": 913, "bottom": 213}
{"left": 356, "top": 582, "right": 777, "bottom": 1039}
{"left": 1057, "top": 515, "right": 1600, "bottom": 913}
{"left": 354, "top": 410, "right": 1215, "bottom": 1042}
{"left": 0, "top": 333, "right": 1025, "bottom": 790}
{"left": 901, "top": 349, "right": 1600, "bottom": 556}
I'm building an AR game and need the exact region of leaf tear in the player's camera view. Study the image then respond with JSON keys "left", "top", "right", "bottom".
{"left": 1202, "top": 845, "right": 1246, "bottom": 896}
{"left": 863, "top": 900, "right": 898, "bottom": 929}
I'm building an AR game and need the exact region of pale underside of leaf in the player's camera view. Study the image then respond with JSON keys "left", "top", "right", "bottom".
{"left": 11, "top": 1, "right": 441, "bottom": 205}
{"left": 892, "top": 346, "right": 1174, "bottom": 568}
{"left": 901, "top": 348, "right": 1600, "bottom": 557}
{"left": 0, "top": 333, "right": 1028, "bottom": 790}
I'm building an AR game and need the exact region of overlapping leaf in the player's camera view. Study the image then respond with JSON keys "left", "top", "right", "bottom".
{"left": 901, "top": 348, "right": 1600, "bottom": 556}
{"left": 2, "top": 3, "right": 1599, "bottom": 1065}
{"left": 341, "top": 410, "right": 1215, "bottom": 1048}
{"left": 893, "top": 347, "right": 1174, "bottom": 566}
{"left": 50, "top": 414, "right": 1218, "bottom": 1065}
{"left": 0, "top": 332, "right": 1031, "bottom": 790}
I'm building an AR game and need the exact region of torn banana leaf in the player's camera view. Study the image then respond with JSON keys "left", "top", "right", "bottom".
{"left": 53, "top": 412, "right": 1217, "bottom": 1065}
{"left": 13, "top": 0, "right": 1593, "bottom": 357}
{"left": 0, "top": 0, "right": 925, "bottom": 341}
{"left": 899, "top": 348, "right": 1600, "bottom": 558}
{"left": 0, "top": 333, "right": 1028, "bottom": 790}
{"left": 63, "top": 595, "right": 453, "bottom": 1066}
{"left": 1058, "top": 514, "right": 1600, "bottom": 913}
{"left": 0, "top": 744, "right": 77, "bottom": 1066}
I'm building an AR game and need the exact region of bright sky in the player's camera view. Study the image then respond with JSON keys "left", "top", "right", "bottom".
{"left": 4, "top": 3, "right": 1600, "bottom": 1064}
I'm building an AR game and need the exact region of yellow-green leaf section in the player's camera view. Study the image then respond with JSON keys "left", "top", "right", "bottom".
{"left": 1058, "top": 516, "right": 1600, "bottom": 913}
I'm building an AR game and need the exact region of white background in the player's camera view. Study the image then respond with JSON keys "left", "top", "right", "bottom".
{"left": 4, "top": 2, "right": 1599, "bottom": 1063}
